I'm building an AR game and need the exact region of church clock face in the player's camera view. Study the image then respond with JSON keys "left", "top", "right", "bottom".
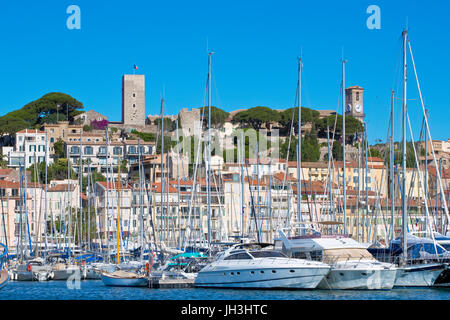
{"left": 355, "top": 104, "right": 362, "bottom": 113}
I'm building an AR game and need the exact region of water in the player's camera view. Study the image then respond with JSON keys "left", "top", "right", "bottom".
{"left": 1, "top": 281, "right": 450, "bottom": 300}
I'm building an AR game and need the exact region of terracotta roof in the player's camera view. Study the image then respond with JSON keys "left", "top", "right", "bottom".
{"left": 47, "top": 184, "right": 76, "bottom": 192}
{"left": 0, "top": 180, "right": 20, "bottom": 188}
{"left": 17, "top": 129, "right": 45, "bottom": 134}
{"left": 96, "top": 181, "right": 131, "bottom": 190}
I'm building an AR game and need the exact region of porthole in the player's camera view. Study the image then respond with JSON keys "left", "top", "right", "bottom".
{"left": 231, "top": 272, "right": 234, "bottom": 275}
{"left": 272, "top": 270, "right": 276, "bottom": 273}
{"left": 289, "top": 270, "right": 295, "bottom": 273}
{"left": 250, "top": 271, "right": 255, "bottom": 274}
{"left": 260, "top": 270, "right": 264, "bottom": 274}
{"left": 237, "top": 272, "right": 240, "bottom": 275}
{"left": 339, "top": 273, "right": 344, "bottom": 276}
{"left": 361, "top": 272, "right": 367, "bottom": 276}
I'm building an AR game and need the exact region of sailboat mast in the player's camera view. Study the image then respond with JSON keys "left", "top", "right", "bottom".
{"left": 390, "top": 90, "right": 395, "bottom": 243}
{"left": 159, "top": 98, "right": 164, "bottom": 250}
{"left": 401, "top": 29, "right": 408, "bottom": 265}
{"left": 116, "top": 153, "right": 121, "bottom": 264}
{"left": 342, "top": 58, "right": 347, "bottom": 235}
{"left": 296, "top": 58, "right": 302, "bottom": 230}
{"left": 207, "top": 51, "right": 214, "bottom": 250}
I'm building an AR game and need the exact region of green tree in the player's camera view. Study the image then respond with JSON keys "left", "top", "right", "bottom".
{"left": 200, "top": 106, "right": 230, "bottom": 128}
{"left": 83, "top": 125, "right": 92, "bottom": 132}
{"left": 332, "top": 141, "right": 343, "bottom": 161}
{"left": 316, "top": 114, "right": 363, "bottom": 143}
{"left": 29, "top": 158, "right": 76, "bottom": 183}
{"left": 232, "top": 106, "right": 280, "bottom": 130}
{"left": 0, "top": 92, "right": 84, "bottom": 136}
{"left": 278, "top": 107, "right": 320, "bottom": 135}
{"left": 130, "top": 130, "right": 156, "bottom": 142}
{"left": 154, "top": 117, "right": 175, "bottom": 131}
{"left": 53, "top": 138, "right": 66, "bottom": 160}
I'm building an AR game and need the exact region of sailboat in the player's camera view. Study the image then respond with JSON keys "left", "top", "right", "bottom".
{"left": 100, "top": 132, "right": 148, "bottom": 287}
{"left": 277, "top": 58, "right": 398, "bottom": 289}
{"left": 387, "top": 29, "right": 447, "bottom": 287}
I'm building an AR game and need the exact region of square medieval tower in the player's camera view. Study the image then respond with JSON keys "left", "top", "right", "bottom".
{"left": 122, "top": 74, "right": 145, "bottom": 126}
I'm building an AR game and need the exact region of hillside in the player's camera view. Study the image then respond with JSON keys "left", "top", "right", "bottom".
{"left": 0, "top": 92, "right": 84, "bottom": 136}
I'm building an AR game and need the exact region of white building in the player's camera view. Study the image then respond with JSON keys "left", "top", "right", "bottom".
{"left": 8, "top": 129, "right": 52, "bottom": 169}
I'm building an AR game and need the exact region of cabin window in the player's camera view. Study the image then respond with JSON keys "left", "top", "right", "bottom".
{"left": 224, "top": 253, "right": 252, "bottom": 260}
{"left": 249, "top": 251, "right": 287, "bottom": 258}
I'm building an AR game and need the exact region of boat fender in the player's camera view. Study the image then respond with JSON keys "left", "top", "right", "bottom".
{"left": 145, "top": 262, "right": 151, "bottom": 274}
{"left": 27, "top": 264, "right": 32, "bottom": 272}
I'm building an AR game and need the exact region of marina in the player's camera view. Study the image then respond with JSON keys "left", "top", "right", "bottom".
{"left": 0, "top": 2, "right": 449, "bottom": 304}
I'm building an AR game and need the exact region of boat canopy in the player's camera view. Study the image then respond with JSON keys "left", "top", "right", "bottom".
{"left": 322, "top": 248, "right": 376, "bottom": 263}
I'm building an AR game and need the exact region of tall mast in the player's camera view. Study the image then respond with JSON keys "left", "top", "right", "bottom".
{"left": 44, "top": 131, "right": 48, "bottom": 253}
{"left": 160, "top": 98, "right": 165, "bottom": 248}
{"left": 342, "top": 58, "right": 347, "bottom": 235}
{"left": 389, "top": 90, "right": 395, "bottom": 243}
{"left": 401, "top": 29, "right": 408, "bottom": 265}
{"left": 105, "top": 127, "right": 111, "bottom": 262}
{"left": 296, "top": 58, "right": 302, "bottom": 229}
{"left": 424, "top": 108, "right": 428, "bottom": 234}
{"left": 116, "top": 153, "right": 121, "bottom": 265}
{"left": 138, "top": 139, "right": 144, "bottom": 261}
{"left": 207, "top": 51, "right": 214, "bottom": 250}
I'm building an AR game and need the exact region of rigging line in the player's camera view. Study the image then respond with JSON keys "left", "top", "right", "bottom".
{"left": 182, "top": 63, "right": 209, "bottom": 250}
{"left": 406, "top": 109, "right": 440, "bottom": 254}
{"left": 408, "top": 39, "right": 450, "bottom": 224}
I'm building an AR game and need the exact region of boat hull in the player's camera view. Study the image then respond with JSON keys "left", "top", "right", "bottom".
{"left": 394, "top": 263, "right": 446, "bottom": 287}
{"left": 317, "top": 268, "right": 397, "bottom": 290}
{"left": 14, "top": 271, "right": 34, "bottom": 281}
{"left": 0, "top": 270, "right": 9, "bottom": 289}
{"left": 83, "top": 267, "right": 102, "bottom": 280}
{"left": 51, "top": 267, "right": 81, "bottom": 280}
{"left": 433, "top": 264, "right": 450, "bottom": 287}
{"left": 101, "top": 274, "right": 148, "bottom": 287}
{"left": 195, "top": 266, "right": 330, "bottom": 289}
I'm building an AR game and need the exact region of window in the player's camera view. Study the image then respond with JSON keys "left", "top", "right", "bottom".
{"left": 249, "top": 251, "right": 287, "bottom": 258}
{"left": 71, "top": 146, "right": 80, "bottom": 154}
{"left": 84, "top": 146, "right": 93, "bottom": 155}
{"left": 133, "top": 104, "right": 136, "bottom": 108}
{"left": 99, "top": 147, "right": 106, "bottom": 155}
{"left": 224, "top": 253, "right": 253, "bottom": 260}
{"left": 50, "top": 138, "right": 54, "bottom": 143}
{"left": 113, "top": 147, "right": 122, "bottom": 155}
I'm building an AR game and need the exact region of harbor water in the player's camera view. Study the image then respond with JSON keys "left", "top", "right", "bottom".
{"left": 1, "top": 281, "right": 449, "bottom": 300}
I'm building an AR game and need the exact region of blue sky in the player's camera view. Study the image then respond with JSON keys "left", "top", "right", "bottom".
{"left": 0, "top": 0, "right": 449, "bottom": 144}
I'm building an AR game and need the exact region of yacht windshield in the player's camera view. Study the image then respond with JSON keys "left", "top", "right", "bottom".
{"left": 249, "top": 251, "right": 287, "bottom": 258}
{"left": 322, "top": 248, "right": 375, "bottom": 263}
{"left": 224, "top": 252, "right": 253, "bottom": 260}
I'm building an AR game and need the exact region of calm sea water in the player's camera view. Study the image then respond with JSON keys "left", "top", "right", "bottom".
{"left": 1, "top": 280, "right": 450, "bottom": 300}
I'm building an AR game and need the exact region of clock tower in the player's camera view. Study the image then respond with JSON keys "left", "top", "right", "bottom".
{"left": 345, "top": 86, "right": 365, "bottom": 123}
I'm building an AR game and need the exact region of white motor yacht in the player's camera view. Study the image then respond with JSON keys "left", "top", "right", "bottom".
{"left": 275, "top": 228, "right": 398, "bottom": 290}
{"left": 194, "top": 243, "right": 330, "bottom": 289}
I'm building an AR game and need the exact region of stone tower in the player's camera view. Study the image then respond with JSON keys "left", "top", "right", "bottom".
{"left": 345, "top": 86, "right": 365, "bottom": 123}
{"left": 122, "top": 74, "right": 145, "bottom": 126}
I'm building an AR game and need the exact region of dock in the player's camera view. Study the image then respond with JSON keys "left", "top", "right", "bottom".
{"left": 148, "top": 277, "right": 195, "bottom": 288}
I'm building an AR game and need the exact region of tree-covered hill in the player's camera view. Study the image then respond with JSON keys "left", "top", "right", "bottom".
{"left": 0, "top": 92, "right": 84, "bottom": 136}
